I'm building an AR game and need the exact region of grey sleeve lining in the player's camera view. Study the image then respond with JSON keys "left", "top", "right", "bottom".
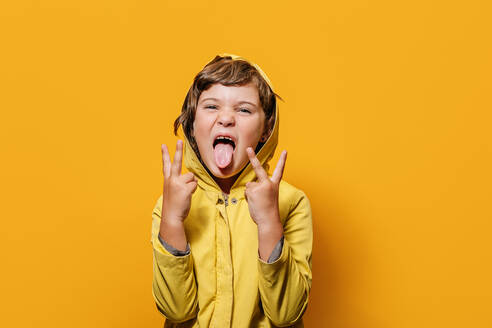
{"left": 158, "top": 233, "right": 191, "bottom": 256}
{"left": 158, "top": 231, "right": 282, "bottom": 261}
{"left": 267, "top": 235, "right": 285, "bottom": 263}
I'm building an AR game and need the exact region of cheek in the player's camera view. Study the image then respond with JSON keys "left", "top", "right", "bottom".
{"left": 193, "top": 115, "right": 217, "bottom": 161}
{"left": 193, "top": 114, "right": 212, "bottom": 139}
{"left": 240, "top": 119, "right": 264, "bottom": 144}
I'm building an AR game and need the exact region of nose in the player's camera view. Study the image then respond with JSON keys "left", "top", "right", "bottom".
{"left": 217, "top": 110, "right": 235, "bottom": 127}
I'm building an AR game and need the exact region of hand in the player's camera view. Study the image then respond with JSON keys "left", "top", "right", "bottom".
{"left": 161, "top": 140, "right": 198, "bottom": 223}
{"left": 245, "top": 147, "right": 287, "bottom": 229}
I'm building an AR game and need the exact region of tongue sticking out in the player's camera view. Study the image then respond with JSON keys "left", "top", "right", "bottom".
{"left": 214, "top": 143, "right": 234, "bottom": 168}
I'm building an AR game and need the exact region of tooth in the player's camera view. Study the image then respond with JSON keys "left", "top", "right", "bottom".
{"left": 216, "top": 136, "right": 234, "bottom": 142}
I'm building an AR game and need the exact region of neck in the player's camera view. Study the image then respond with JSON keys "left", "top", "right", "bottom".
{"left": 213, "top": 173, "right": 240, "bottom": 194}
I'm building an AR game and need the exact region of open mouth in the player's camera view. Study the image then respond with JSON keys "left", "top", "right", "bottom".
{"left": 213, "top": 136, "right": 236, "bottom": 150}
{"left": 213, "top": 136, "right": 236, "bottom": 169}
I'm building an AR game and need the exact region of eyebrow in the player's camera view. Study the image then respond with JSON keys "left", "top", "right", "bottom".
{"left": 200, "top": 97, "right": 258, "bottom": 107}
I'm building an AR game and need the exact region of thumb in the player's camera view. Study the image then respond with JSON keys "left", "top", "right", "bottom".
{"left": 188, "top": 181, "right": 198, "bottom": 193}
{"left": 246, "top": 181, "right": 259, "bottom": 189}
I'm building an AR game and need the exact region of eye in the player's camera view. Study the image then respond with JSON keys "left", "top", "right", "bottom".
{"left": 239, "top": 108, "right": 251, "bottom": 113}
{"left": 205, "top": 105, "right": 218, "bottom": 110}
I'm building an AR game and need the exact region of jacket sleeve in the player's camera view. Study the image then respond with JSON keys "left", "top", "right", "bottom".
{"left": 257, "top": 190, "right": 313, "bottom": 327}
{"left": 151, "top": 196, "right": 198, "bottom": 323}
{"left": 158, "top": 233, "right": 191, "bottom": 256}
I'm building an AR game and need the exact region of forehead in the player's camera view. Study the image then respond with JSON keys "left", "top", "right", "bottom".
{"left": 198, "top": 82, "right": 260, "bottom": 106}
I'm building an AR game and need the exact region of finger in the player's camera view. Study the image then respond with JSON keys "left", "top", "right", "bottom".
{"left": 246, "top": 147, "right": 268, "bottom": 181}
{"left": 187, "top": 180, "right": 198, "bottom": 193}
{"left": 172, "top": 139, "right": 183, "bottom": 176}
{"left": 161, "top": 144, "right": 171, "bottom": 178}
{"left": 180, "top": 172, "right": 195, "bottom": 183}
{"left": 271, "top": 150, "right": 287, "bottom": 184}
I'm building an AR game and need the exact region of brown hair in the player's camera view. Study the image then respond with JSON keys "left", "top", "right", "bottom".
{"left": 173, "top": 55, "right": 283, "bottom": 158}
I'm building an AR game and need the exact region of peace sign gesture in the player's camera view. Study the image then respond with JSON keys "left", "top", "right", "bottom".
{"left": 244, "top": 147, "right": 287, "bottom": 228}
{"left": 161, "top": 140, "right": 198, "bottom": 223}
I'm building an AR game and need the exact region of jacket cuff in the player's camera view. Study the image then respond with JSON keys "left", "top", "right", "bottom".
{"left": 258, "top": 236, "right": 291, "bottom": 284}
{"left": 158, "top": 233, "right": 191, "bottom": 257}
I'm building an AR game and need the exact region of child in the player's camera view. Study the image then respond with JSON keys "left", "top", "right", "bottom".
{"left": 151, "top": 53, "right": 313, "bottom": 328}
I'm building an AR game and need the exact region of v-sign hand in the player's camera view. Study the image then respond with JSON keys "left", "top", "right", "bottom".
{"left": 245, "top": 147, "right": 287, "bottom": 228}
{"left": 161, "top": 140, "right": 198, "bottom": 223}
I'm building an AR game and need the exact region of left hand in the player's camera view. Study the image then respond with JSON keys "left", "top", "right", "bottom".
{"left": 245, "top": 147, "right": 287, "bottom": 228}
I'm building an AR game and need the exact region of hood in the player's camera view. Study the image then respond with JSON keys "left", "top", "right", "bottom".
{"left": 182, "top": 53, "right": 279, "bottom": 193}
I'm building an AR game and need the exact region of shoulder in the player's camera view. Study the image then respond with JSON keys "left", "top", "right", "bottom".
{"left": 278, "top": 180, "right": 311, "bottom": 218}
{"left": 279, "top": 179, "right": 309, "bottom": 203}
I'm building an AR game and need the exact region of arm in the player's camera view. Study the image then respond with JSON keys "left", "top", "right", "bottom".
{"left": 158, "top": 233, "right": 190, "bottom": 256}
{"left": 151, "top": 196, "right": 198, "bottom": 323}
{"left": 266, "top": 235, "right": 284, "bottom": 263}
{"left": 257, "top": 191, "right": 313, "bottom": 327}
{"left": 244, "top": 149, "right": 313, "bottom": 326}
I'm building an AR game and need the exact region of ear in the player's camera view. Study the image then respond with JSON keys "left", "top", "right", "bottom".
{"left": 260, "top": 118, "right": 274, "bottom": 142}
{"left": 260, "top": 130, "right": 269, "bottom": 142}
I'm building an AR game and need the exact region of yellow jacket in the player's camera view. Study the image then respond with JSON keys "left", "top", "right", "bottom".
{"left": 150, "top": 53, "right": 313, "bottom": 328}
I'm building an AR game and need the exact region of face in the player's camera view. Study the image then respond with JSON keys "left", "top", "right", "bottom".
{"left": 193, "top": 82, "right": 267, "bottom": 179}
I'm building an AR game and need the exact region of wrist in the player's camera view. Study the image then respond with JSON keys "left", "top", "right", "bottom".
{"left": 159, "top": 216, "right": 188, "bottom": 251}
{"left": 257, "top": 218, "right": 283, "bottom": 236}
{"left": 257, "top": 219, "right": 283, "bottom": 262}
{"left": 257, "top": 212, "right": 282, "bottom": 233}
{"left": 163, "top": 216, "right": 184, "bottom": 226}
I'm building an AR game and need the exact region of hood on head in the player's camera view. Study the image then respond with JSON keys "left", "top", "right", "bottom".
{"left": 182, "top": 53, "right": 279, "bottom": 193}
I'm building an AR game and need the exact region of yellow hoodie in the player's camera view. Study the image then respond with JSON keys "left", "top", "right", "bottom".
{"left": 150, "top": 53, "right": 313, "bottom": 328}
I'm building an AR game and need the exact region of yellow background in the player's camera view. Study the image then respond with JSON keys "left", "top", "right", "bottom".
{"left": 1, "top": 0, "right": 491, "bottom": 327}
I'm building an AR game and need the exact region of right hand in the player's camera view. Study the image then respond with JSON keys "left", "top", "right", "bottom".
{"left": 161, "top": 140, "right": 198, "bottom": 223}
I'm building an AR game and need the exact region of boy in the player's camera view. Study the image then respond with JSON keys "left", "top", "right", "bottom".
{"left": 151, "top": 53, "right": 313, "bottom": 328}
